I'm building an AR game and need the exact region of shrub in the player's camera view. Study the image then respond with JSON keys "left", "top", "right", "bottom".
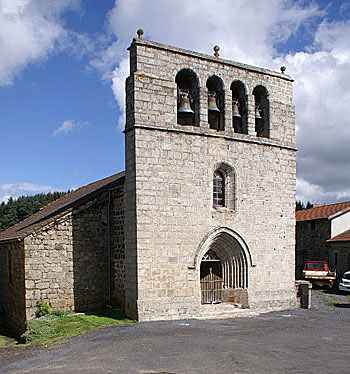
{"left": 35, "top": 300, "right": 51, "bottom": 317}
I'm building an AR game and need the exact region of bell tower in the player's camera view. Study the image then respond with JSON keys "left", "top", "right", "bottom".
{"left": 124, "top": 30, "right": 296, "bottom": 321}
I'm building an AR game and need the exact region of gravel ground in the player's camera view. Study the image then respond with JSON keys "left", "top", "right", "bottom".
{"left": 1, "top": 289, "right": 349, "bottom": 374}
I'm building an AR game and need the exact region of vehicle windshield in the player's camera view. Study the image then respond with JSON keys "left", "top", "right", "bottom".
{"left": 308, "top": 263, "right": 326, "bottom": 270}
{"left": 342, "top": 273, "right": 350, "bottom": 280}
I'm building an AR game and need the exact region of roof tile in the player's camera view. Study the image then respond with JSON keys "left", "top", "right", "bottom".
{"left": 296, "top": 201, "right": 350, "bottom": 222}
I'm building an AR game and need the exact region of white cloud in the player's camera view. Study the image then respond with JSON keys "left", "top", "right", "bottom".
{"left": 282, "top": 18, "right": 350, "bottom": 204}
{"left": 0, "top": 0, "right": 82, "bottom": 85}
{"left": 0, "top": 182, "right": 62, "bottom": 203}
{"left": 97, "top": 0, "right": 321, "bottom": 127}
{"left": 296, "top": 178, "right": 350, "bottom": 205}
{"left": 53, "top": 119, "right": 88, "bottom": 136}
{"left": 92, "top": 0, "right": 349, "bottom": 204}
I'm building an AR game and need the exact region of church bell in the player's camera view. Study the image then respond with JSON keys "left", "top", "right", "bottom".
{"left": 178, "top": 89, "right": 194, "bottom": 114}
{"left": 255, "top": 105, "right": 263, "bottom": 120}
{"left": 208, "top": 91, "right": 220, "bottom": 112}
{"left": 232, "top": 99, "right": 241, "bottom": 118}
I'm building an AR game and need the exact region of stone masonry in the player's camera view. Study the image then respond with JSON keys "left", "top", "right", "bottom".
{"left": 0, "top": 182, "right": 125, "bottom": 334}
{"left": 124, "top": 37, "right": 296, "bottom": 321}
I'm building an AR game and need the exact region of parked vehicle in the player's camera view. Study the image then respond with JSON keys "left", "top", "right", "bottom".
{"left": 303, "top": 261, "right": 336, "bottom": 288}
{"left": 339, "top": 271, "right": 350, "bottom": 292}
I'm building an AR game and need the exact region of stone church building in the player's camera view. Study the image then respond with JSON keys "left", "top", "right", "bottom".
{"left": 0, "top": 34, "right": 296, "bottom": 334}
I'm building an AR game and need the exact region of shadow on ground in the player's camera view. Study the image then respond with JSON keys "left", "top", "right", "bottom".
{"left": 0, "top": 316, "right": 18, "bottom": 347}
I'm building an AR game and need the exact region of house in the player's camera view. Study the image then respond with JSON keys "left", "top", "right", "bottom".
{"left": 1, "top": 33, "right": 297, "bottom": 334}
{"left": 296, "top": 202, "right": 350, "bottom": 279}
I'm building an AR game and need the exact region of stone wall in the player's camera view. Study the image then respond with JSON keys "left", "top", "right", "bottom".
{"left": 125, "top": 38, "right": 296, "bottom": 321}
{"left": 329, "top": 242, "right": 350, "bottom": 280}
{"left": 296, "top": 219, "right": 331, "bottom": 262}
{"left": 0, "top": 241, "right": 26, "bottom": 334}
{"left": 23, "top": 188, "right": 126, "bottom": 319}
{"left": 110, "top": 186, "right": 126, "bottom": 305}
{"left": 24, "top": 213, "right": 74, "bottom": 320}
{"left": 72, "top": 194, "right": 110, "bottom": 311}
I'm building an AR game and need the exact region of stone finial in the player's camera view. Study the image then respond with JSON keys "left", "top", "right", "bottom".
{"left": 280, "top": 66, "right": 286, "bottom": 74}
{"left": 213, "top": 45, "right": 220, "bottom": 58}
{"left": 137, "top": 28, "right": 144, "bottom": 39}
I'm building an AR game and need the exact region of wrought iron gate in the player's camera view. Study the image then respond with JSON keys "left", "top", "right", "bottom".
{"left": 200, "top": 268, "right": 223, "bottom": 304}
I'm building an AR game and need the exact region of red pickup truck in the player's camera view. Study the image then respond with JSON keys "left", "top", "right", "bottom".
{"left": 303, "top": 261, "right": 336, "bottom": 288}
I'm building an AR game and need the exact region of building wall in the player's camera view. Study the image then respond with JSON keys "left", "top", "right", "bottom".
{"left": 24, "top": 213, "right": 75, "bottom": 320}
{"left": 329, "top": 242, "right": 350, "bottom": 279}
{"left": 23, "top": 189, "right": 126, "bottom": 320}
{"left": 296, "top": 219, "right": 331, "bottom": 262}
{"left": 125, "top": 39, "right": 296, "bottom": 321}
{"left": 0, "top": 241, "right": 26, "bottom": 334}
{"left": 331, "top": 211, "right": 350, "bottom": 238}
{"left": 110, "top": 186, "right": 126, "bottom": 305}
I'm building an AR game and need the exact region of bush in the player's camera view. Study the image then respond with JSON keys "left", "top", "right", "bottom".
{"left": 35, "top": 300, "right": 51, "bottom": 317}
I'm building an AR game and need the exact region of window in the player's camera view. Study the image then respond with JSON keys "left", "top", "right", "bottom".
{"left": 212, "top": 163, "right": 236, "bottom": 210}
{"left": 213, "top": 171, "right": 225, "bottom": 208}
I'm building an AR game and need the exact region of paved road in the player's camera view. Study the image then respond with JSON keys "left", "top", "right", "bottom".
{"left": 1, "top": 292, "right": 350, "bottom": 374}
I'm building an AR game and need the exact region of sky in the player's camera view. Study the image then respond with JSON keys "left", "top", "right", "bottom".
{"left": 0, "top": 0, "right": 350, "bottom": 205}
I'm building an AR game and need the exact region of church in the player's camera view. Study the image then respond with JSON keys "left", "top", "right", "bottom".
{"left": 0, "top": 32, "right": 297, "bottom": 334}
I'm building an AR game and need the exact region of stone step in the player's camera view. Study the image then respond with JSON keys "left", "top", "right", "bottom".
{"left": 197, "top": 303, "right": 259, "bottom": 319}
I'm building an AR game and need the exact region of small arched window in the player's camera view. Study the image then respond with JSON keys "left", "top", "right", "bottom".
{"left": 176, "top": 69, "right": 199, "bottom": 126}
{"left": 212, "top": 163, "right": 236, "bottom": 210}
{"left": 213, "top": 171, "right": 225, "bottom": 208}
{"left": 253, "top": 85, "right": 269, "bottom": 138}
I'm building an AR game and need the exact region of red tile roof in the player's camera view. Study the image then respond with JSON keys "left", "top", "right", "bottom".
{"left": 296, "top": 201, "right": 350, "bottom": 222}
{"left": 0, "top": 172, "right": 125, "bottom": 243}
{"left": 327, "top": 229, "right": 350, "bottom": 242}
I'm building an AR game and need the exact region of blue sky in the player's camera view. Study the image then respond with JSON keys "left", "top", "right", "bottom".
{"left": 1, "top": 0, "right": 350, "bottom": 204}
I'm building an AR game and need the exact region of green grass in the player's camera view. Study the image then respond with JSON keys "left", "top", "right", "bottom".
{"left": 321, "top": 297, "right": 336, "bottom": 307}
{"left": 0, "top": 336, "right": 7, "bottom": 347}
{"left": 20, "top": 308, "right": 135, "bottom": 346}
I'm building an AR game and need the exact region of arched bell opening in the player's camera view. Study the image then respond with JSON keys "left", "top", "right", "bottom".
{"left": 231, "top": 80, "right": 248, "bottom": 134}
{"left": 253, "top": 85, "right": 269, "bottom": 138}
{"left": 175, "top": 69, "right": 199, "bottom": 126}
{"left": 199, "top": 231, "right": 249, "bottom": 306}
{"left": 206, "top": 75, "right": 225, "bottom": 131}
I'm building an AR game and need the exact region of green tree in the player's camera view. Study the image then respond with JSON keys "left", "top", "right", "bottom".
{"left": 0, "top": 191, "right": 68, "bottom": 232}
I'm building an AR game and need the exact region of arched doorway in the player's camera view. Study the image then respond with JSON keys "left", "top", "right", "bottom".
{"left": 198, "top": 229, "right": 251, "bottom": 305}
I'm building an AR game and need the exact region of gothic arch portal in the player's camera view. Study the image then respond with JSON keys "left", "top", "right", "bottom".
{"left": 195, "top": 228, "right": 253, "bottom": 295}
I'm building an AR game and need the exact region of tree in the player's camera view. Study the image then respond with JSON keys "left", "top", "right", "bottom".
{"left": 0, "top": 191, "right": 68, "bottom": 232}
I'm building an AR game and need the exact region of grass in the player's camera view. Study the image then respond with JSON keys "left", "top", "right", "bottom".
{"left": 0, "top": 336, "right": 7, "bottom": 347}
{"left": 20, "top": 308, "right": 135, "bottom": 346}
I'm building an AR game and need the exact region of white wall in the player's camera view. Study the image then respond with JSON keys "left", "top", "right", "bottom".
{"left": 331, "top": 210, "right": 350, "bottom": 238}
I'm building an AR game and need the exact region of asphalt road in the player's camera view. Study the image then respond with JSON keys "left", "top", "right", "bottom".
{"left": 1, "top": 291, "right": 350, "bottom": 374}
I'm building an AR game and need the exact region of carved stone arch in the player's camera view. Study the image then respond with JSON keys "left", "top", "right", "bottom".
{"left": 206, "top": 74, "right": 225, "bottom": 130}
{"left": 195, "top": 227, "right": 254, "bottom": 293}
{"left": 194, "top": 227, "right": 254, "bottom": 270}
{"left": 231, "top": 80, "right": 248, "bottom": 134}
{"left": 175, "top": 68, "right": 200, "bottom": 126}
{"left": 253, "top": 84, "right": 270, "bottom": 138}
{"left": 212, "top": 161, "right": 236, "bottom": 210}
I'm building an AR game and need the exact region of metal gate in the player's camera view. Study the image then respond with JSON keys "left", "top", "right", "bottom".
{"left": 200, "top": 268, "right": 223, "bottom": 304}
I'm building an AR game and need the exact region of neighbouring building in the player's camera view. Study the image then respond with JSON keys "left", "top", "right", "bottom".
{"left": 0, "top": 33, "right": 297, "bottom": 334}
{"left": 296, "top": 202, "right": 350, "bottom": 279}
